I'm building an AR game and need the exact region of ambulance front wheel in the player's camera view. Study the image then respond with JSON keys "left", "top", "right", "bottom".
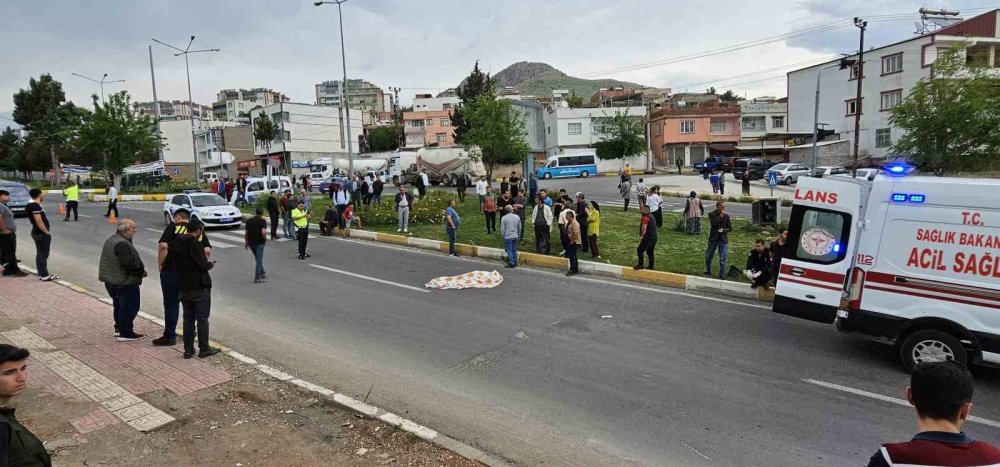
{"left": 900, "top": 330, "right": 968, "bottom": 373}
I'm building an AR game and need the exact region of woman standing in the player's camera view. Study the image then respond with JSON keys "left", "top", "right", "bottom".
{"left": 587, "top": 201, "right": 601, "bottom": 259}
{"left": 683, "top": 191, "right": 704, "bottom": 235}
{"left": 646, "top": 186, "right": 663, "bottom": 228}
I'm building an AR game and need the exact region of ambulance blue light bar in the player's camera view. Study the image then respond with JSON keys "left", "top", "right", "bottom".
{"left": 908, "top": 194, "right": 926, "bottom": 203}
{"left": 883, "top": 161, "right": 915, "bottom": 176}
{"left": 891, "top": 193, "right": 908, "bottom": 202}
{"left": 890, "top": 193, "right": 927, "bottom": 203}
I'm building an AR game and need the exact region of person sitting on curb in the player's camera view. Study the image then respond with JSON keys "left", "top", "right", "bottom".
{"left": 0, "top": 344, "right": 51, "bottom": 467}
{"left": 319, "top": 205, "right": 338, "bottom": 237}
{"left": 867, "top": 362, "right": 1000, "bottom": 467}
{"left": 745, "top": 239, "right": 772, "bottom": 290}
{"left": 341, "top": 204, "right": 361, "bottom": 239}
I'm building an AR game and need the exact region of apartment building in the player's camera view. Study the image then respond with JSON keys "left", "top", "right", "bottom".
{"left": 649, "top": 100, "right": 741, "bottom": 167}
{"left": 135, "top": 100, "right": 214, "bottom": 121}
{"left": 412, "top": 93, "right": 459, "bottom": 111}
{"left": 212, "top": 88, "right": 288, "bottom": 122}
{"left": 315, "top": 79, "right": 386, "bottom": 122}
{"left": 542, "top": 106, "right": 647, "bottom": 155}
{"left": 250, "top": 102, "right": 364, "bottom": 173}
{"left": 402, "top": 110, "right": 456, "bottom": 148}
{"left": 736, "top": 98, "right": 792, "bottom": 159}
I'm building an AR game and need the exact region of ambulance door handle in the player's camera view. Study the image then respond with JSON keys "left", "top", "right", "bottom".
{"left": 790, "top": 267, "right": 805, "bottom": 277}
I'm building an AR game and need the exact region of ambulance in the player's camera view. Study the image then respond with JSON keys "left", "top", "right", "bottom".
{"left": 772, "top": 163, "right": 1000, "bottom": 372}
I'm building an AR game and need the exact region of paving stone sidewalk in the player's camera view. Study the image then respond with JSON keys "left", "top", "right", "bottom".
{"left": 0, "top": 276, "right": 231, "bottom": 434}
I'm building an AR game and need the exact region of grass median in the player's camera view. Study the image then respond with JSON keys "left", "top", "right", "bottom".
{"left": 244, "top": 190, "right": 784, "bottom": 281}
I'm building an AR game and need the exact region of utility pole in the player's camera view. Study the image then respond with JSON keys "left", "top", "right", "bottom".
{"left": 851, "top": 17, "right": 867, "bottom": 177}
{"left": 315, "top": 0, "right": 355, "bottom": 175}
{"left": 148, "top": 46, "right": 164, "bottom": 163}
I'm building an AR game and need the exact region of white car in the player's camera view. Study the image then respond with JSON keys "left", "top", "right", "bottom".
{"left": 163, "top": 192, "right": 242, "bottom": 229}
{"left": 811, "top": 166, "right": 851, "bottom": 178}
{"left": 766, "top": 163, "right": 812, "bottom": 185}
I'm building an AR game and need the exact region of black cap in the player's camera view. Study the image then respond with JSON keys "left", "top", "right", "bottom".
{"left": 186, "top": 219, "right": 205, "bottom": 232}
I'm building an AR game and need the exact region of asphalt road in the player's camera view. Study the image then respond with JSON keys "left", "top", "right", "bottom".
{"left": 11, "top": 197, "right": 1000, "bottom": 466}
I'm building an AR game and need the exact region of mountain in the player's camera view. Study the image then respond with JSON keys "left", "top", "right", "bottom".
{"left": 454, "top": 61, "right": 649, "bottom": 101}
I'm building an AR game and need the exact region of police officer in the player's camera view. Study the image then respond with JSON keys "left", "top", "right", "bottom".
{"left": 291, "top": 200, "right": 310, "bottom": 260}
{"left": 62, "top": 180, "right": 79, "bottom": 221}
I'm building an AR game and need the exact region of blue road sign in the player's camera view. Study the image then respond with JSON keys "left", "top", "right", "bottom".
{"left": 767, "top": 171, "right": 778, "bottom": 188}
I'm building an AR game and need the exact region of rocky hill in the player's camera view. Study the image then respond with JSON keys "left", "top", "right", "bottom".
{"left": 455, "top": 61, "right": 649, "bottom": 101}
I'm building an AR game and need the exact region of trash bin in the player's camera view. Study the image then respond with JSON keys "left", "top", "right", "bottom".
{"left": 752, "top": 198, "right": 779, "bottom": 226}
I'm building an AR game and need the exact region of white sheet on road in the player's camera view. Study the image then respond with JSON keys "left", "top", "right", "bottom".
{"left": 425, "top": 270, "right": 504, "bottom": 290}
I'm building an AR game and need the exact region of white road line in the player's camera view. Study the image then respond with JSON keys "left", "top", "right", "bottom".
{"left": 143, "top": 228, "right": 162, "bottom": 234}
{"left": 142, "top": 227, "right": 238, "bottom": 248}
{"left": 78, "top": 214, "right": 91, "bottom": 218}
{"left": 802, "top": 379, "right": 1000, "bottom": 429}
{"left": 309, "top": 264, "right": 430, "bottom": 294}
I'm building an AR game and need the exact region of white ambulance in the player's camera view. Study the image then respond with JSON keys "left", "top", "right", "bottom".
{"left": 772, "top": 164, "right": 1000, "bottom": 372}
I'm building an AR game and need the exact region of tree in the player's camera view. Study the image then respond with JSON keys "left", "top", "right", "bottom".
{"left": 0, "top": 127, "right": 19, "bottom": 172}
{"left": 253, "top": 112, "right": 277, "bottom": 156}
{"left": 12, "top": 74, "right": 79, "bottom": 187}
{"left": 595, "top": 110, "right": 646, "bottom": 160}
{"left": 451, "top": 61, "right": 495, "bottom": 144}
{"left": 461, "top": 96, "right": 530, "bottom": 181}
{"left": 720, "top": 90, "right": 744, "bottom": 102}
{"left": 889, "top": 46, "right": 1000, "bottom": 174}
{"left": 567, "top": 92, "right": 586, "bottom": 108}
{"left": 76, "top": 91, "right": 160, "bottom": 179}
{"left": 367, "top": 125, "right": 402, "bottom": 152}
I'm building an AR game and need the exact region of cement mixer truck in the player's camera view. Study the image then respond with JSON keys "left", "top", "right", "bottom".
{"left": 389, "top": 147, "right": 484, "bottom": 186}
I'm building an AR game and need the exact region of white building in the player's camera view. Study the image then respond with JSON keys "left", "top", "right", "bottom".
{"left": 787, "top": 9, "right": 1000, "bottom": 163}
{"left": 542, "top": 106, "right": 647, "bottom": 155}
{"left": 412, "top": 93, "right": 460, "bottom": 111}
{"left": 212, "top": 88, "right": 287, "bottom": 122}
{"left": 737, "top": 99, "right": 790, "bottom": 158}
{"left": 250, "top": 102, "right": 364, "bottom": 173}
{"left": 158, "top": 119, "right": 239, "bottom": 178}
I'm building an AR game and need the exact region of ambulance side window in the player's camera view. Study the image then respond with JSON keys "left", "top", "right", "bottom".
{"left": 787, "top": 205, "right": 851, "bottom": 265}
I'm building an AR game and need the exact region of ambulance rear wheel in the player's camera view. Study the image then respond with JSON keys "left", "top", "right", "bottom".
{"left": 900, "top": 330, "right": 967, "bottom": 373}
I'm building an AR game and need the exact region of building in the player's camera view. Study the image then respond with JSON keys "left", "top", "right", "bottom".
{"left": 315, "top": 79, "right": 386, "bottom": 122}
{"left": 542, "top": 105, "right": 647, "bottom": 155}
{"left": 135, "top": 100, "right": 214, "bottom": 121}
{"left": 158, "top": 119, "right": 237, "bottom": 179}
{"left": 402, "top": 109, "right": 457, "bottom": 148}
{"left": 649, "top": 97, "right": 741, "bottom": 167}
{"left": 589, "top": 87, "right": 633, "bottom": 106}
{"left": 250, "top": 102, "right": 364, "bottom": 174}
{"left": 412, "top": 93, "right": 460, "bottom": 111}
{"left": 787, "top": 9, "right": 1000, "bottom": 164}
{"left": 736, "top": 98, "right": 792, "bottom": 159}
{"left": 212, "top": 88, "right": 288, "bottom": 122}
{"left": 510, "top": 100, "right": 546, "bottom": 163}
{"left": 198, "top": 126, "right": 255, "bottom": 176}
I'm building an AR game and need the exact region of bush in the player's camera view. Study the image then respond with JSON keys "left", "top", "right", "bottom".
{"left": 362, "top": 190, "right": 454, "bottom": 227}
{"left": 738, "top": 196, "right": 755, "bottom": 204}
{"left": 781, "top": 199, "right": 793, "bottom": 207}
{"left": 674, "top": 218, "right": 687, "bottom": 233}
{"left": 698, "top": 193, "right": 720, "bottom": 201}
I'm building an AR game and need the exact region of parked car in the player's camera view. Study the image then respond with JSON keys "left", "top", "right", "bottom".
{"left": 693, "top": 156, "right": 735, "bottom": 174}
{"left": 733, "top": 158, "right": 775, "bottom": 180}
{"left": 163, "top": 192, "right": 242, "bottom": 229}
{"left": 318, "top": 176, "right": 348, "bottom": 195}
{"left": 811, "top": 166, "right": 851, "bottom": 178}
{"left": 766, "top": 163, "right": 812, "bottom": 185}
{"left": 243, "top": 176, "right": 294, "bottom": 204}
{"left": 0, "top": 180, "right": 31, "bottom": 216}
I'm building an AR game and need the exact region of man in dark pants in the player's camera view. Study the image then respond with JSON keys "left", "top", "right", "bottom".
{"left": 105, "top": 183, "right": 119, "bottom": 217}
{"left": 153, "top": 208, "right": 211, "bottom": 346}
{"left": 705, "top": 201, "right": 732, "bottom": 279}
{"left": 746, "top": 239, "right": 772, "bottom": 289}
{"left": 169, "top": 220, "right": 219, "bottom": 359}
{"left": 265, "top": 190, "right": 280, "bottom": 240}
{"left": 62, "top": 180, "right": 79, "bottom": 221}
{"left": 0, "top": 190, "right": 27, "bottom": 277}
{"left": 634, "top": 205, "right": 657, "bottom": 270}
{"left": 0, "top": 344, "right": 52, "bottom": 467}
{"left": 291, "top": 200, "right": 310, "bottom": 259}
{"left": 532, "top": 195, "right": 552, "bottom": 254}
{"left": 575, "top": 192, "right": 589, "bottom": 253}
{"left": 26, "top": 188, "right": 58, "bottom": 281}
{"left": 98, "top": 219, "right": 146, "bottom": 341}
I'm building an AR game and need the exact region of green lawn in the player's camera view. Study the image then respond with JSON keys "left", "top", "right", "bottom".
{"left": 245, "top": 190, "right": 782, "bottom": 281}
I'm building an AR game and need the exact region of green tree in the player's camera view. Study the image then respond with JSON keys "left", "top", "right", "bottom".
{"left": 720, "top": 90, "right": 744, "bottom": 102}
{"left": 461, "top": 95, "right": 530, "bottom": 181}
{"left": 13, "top": 74, "right": 81, "bottom": 187}
{"left": 595, "top": 110, "right": 646, "bottom": 160}
{"left": 889, "top": 46, "right": 1000, "bottom": 174}
{"left": 451, "top": 61, "right": 495, "bottom": 144}
{"left": 367, "top": 125, "right": 402, "bottom": 152}
{"left": 76, "top": 91, "right": 160, "bottom": 178}
{"left": 567, "top": 92, "right": 586, "bottom": 108}
{"left": 253, "top": 112, "right": 277, "bottom": 156}
{"left": 0, "top": 127, "right": 19, "bottom": 172}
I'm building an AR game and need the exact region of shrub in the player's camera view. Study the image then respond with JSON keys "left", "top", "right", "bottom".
{"left": 738, "top": 196, "right": 755, "bottom": 204}
{"left": 362, "top": 190, "right": 454, "bottom": 227}
{"left": 781, "top": 199, "right": 793, "bottom": 207}
{"left": 674, "top": 218, "right": 687, "bottom": 233}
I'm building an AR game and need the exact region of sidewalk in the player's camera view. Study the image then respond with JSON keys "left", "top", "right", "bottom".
{"left": 0, "top": 277, "right": 483, "bottom": 466}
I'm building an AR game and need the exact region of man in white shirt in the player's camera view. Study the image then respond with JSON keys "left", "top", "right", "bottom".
{"left": 419, "top": 171, "right": 430, "bottom": 198}
{"left": 475, "top": 176, "right": 488, "bottom": 207}
{"left": 104, "top": 184, "right": 119, "bottom": 218}
{"left": 646, "top": 185, "right": 662, "bottom": 228}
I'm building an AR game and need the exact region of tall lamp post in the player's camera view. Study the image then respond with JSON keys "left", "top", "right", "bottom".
{"left": 850, "top": 17, "right": 868, "bottom": 177}
{"left": 809, "top": 62, "right": 843, "bottom": 171}
{"left": 314, "top": 0, "right": 355, "bottom": 175}
{"left": 152, "top": 36, "right": 220, "bottom": 181}
{"left": 71, "top": 72, "right": 125, "bottom": 104}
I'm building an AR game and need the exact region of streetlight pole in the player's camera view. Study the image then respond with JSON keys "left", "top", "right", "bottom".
{"left": 315, "top": 0, "right": 355, "bottom": 175}
{"left": 152, "top": 36, "right": 220, "bottom": 182}
{"left": 851, "top": 17, "right": 867, "bottom": 177}
{"left": 810, "top": 62, "right": 842, "bottom": 171}
{"left": 71, "top": 72, "right": 125, "bottom": 104}
{"left": 148, "top": 46, "right": 164, "bottom": 163}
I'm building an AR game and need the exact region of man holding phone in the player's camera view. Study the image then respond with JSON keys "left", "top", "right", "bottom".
{"left": 291, "top": 200, "right": 310, "bottom": 260}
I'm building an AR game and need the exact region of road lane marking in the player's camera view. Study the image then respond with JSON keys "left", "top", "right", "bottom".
{"left": 309, "top": 264, "right": 430, "bottom": 294}
{"left": 142, "top": 227, "right": 237, "bottom": 248}
{"left": 802, "top": 378, "right": 1000, "bottom": 429}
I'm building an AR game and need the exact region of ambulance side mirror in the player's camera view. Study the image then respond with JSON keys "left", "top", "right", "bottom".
{"left": 857, "top": 219, "right": 869, "bottom": 230}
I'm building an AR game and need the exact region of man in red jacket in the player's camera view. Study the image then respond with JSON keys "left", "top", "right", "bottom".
{"left": 867, "top": 362, "right": 1000, "bottom": 466}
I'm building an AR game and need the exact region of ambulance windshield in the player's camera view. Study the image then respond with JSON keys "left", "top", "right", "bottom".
{"left": 788, "top": 206, "right": 851, "bottom": 265}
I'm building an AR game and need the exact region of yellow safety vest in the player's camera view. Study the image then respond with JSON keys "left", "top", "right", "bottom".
{"left": 291, "top": 208, "right": 308, "bottom": 228}
{"left": 63, "top": 185, "right": 79, "bottom": 202}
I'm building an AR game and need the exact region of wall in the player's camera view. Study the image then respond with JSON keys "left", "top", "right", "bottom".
{"left": 543, "top": 106, "right": 646, "bottom": 154}
{"left": 412, "top": 95, "right": 460, "bottom": 111}
{"left": 788, "top": 141, "right": 851, "bottom": 166}
{"left": 160, "top": 119, "right": 236, "bottom": 165}
{"left": 250, "top": 102, "right": 365, "bottom": 166}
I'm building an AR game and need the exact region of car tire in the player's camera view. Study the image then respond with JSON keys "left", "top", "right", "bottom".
{"left": 581, "top": 171, "right": 589, "bottom": 178}
{"left": 783, "top": 176, "right": 793, "bottom": 185}
{"left": 899, "top": 330, "right": 968, "bottom": 373}
{"left": 164, "top": 212, "right": 170, "bottom": 226}
{"left": 543, "top": 173, "right": 552, "bottom": 180}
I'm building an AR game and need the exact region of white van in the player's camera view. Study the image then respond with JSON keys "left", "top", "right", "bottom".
{"left": 243, "top": 176, "right": 293, "bottom": 204}
{"left": 772, "top": 164, "right": 1000, "bottom": 371}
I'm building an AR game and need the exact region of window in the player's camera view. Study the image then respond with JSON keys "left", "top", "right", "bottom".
{"left": 654, "top": 123, "right": 662, "bottom": 136}
{"left": 710, "top": 120, "right": 727, "bottom": 133}
{"left": 741, "top": 117, "right": 765, "bottom": 130}
{"left": 425, "top": 118, "right": 433, "bottom": 126}
{"left": 271, "top": 111, "right": 289, "bottom": 123}
{"left": 850, "top": 64, "right": 861, "bottom": 80}
{"left": 846, "top": 99, "right": 860, "bottom": 116}
{"left": 435, "top": 133, "right": 446, "bottom": 143}
{"left": 440, "top": 117, "right": 451, "bottom": 126}
{"left": 171, "top": 195, "right": 188, "bottom": 206}
{"left": 247, "top": 182, "right": 263, "bottom": 192}
{"left": 882, "top": 53, "right": 903, "bottom": 75}
{"left": 788, "top": 206, "right": 851, "bottom": 265}
{"left": 567, "top": 122, "right": 582, "bottom": 135}
{"left": 547, "top": 126, "right": 550, "bottom": 134}
{"left": 876, "top": 128, "right": 892, "bottom": 148}
{"left": 771, "top": 116, "right": 785, "bottom": 129}
{"left": 880, "top": 90, "right": 902, "bottom": 111}
{"left": 680, "top": 120, "right": 695, "bottom": 134}
{"left": 274, "top": 130, "right": 291, "bottom": 142}
{"left": 410, "top": 119, "right": 424, "bottom": 128}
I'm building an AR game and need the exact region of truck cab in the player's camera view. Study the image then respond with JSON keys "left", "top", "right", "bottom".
{"left": 773, "top": 167, "right": 1000, "bottom": 372}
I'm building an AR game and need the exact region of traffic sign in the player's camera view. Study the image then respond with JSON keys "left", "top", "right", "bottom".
{"left": 767, "top": 171, "right": 778, "bottom": 188}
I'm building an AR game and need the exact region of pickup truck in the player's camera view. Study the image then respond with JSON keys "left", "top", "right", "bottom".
{"left": 693, "top": 156, "right": 734, "bottom": 175}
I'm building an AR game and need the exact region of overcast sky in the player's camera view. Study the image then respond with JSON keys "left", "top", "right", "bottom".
{"left": 2, "top": 0, "right": 997, "bottom": 122}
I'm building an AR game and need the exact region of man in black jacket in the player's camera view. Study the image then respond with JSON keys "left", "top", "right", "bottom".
{"left": 575, "top": 193, "right": 589, "bottom": 253}
{"left": 373, "top": 176, "right": 384, "bottom": 205}
{"left": 265, "top": 190, "right": 280, "bottom": 240}
{"left": 169, "top": 220, "right": 219, "bottom": 359}
{"left": 746, "top": 239, "right": 772, "bottom": 289}
{"left": 705, "top": 201, "right": 733, "bottom": 280}
{"left": 98, "top": 219, "right": 146, "bottom": 341}
{"left": 319, "top": 205, "right": 339, "bottom": 236}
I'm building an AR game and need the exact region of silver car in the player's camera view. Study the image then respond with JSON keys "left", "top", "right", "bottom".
{"left": 766, "top": 163, "right": 812, "bottom": 185}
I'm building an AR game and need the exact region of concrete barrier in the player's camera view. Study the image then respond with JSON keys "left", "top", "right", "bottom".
{"left": 757, "top": 287, "right": 775, "bottom": 303}
{"left": 475, "top": 246, "right": 505, "bottom": 260}
{"left": 46, "top": 188, "right": 106, "bottom": 195}
{"left": 520, "top": 252, "right": 568, "bottom": 269}
{"left": 89, "top": 194, "right": 166, "bottom": 202}
{"left": 408, "top": 237, "right": 443, "bottom": 250}
{"left": 685, "top": 276, "right": 758, "bottom": 299}
{"left": 375, "top": 233, "right": 408, "bottom": 245}
{"left": 577, "top": 261, "right": 624, "bottom": 278}
{"left": 620, "top": 268, "right": 687, "bottom": 288}
{"left": 349, "top": 230, "right": 377, "bottom": 240}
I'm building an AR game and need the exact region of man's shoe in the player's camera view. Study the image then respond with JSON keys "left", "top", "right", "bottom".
{"left": 304, "top": 253, "right": 311, "bottom": 258}
{"left": 8, "top": 271, "right": 28, "bottom": 277}
{"left": 633, "top": 264, "right": 644, "bottom": 270}
{"left": 62, "top": 218, "right": 69, "bottom": 222}
{"left": 151, "top": 336, "right": 176, "bottom": 346}
{"left": 198, "top": 348, "right": 221, "bottom": 358}
{"left": 565, "top": 271, "right": 577, "bottom": 276}
{"left": 183, "top": 351, "right": 194, "bottom": 359}
{"left": 117, "top": 333, "right": 145, "bottom": 342}
{"left": 298, "top": 255, "right": 305, "bottom": 260}
{"left": 504, "top": 264, "right": 514, "bottom": 268}
{"left": 397, "top": 228, "right": 402, "bottom": 232}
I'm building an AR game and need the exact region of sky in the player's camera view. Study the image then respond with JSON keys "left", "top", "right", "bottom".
{"left": 2, "top": 0, "right": 998, "bottom": 125}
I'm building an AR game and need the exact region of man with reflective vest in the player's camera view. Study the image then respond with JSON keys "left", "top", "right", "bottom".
{"left": 62, "top": 180, "right": 79, "bottom": 222}
{"left": 291, "top": 200, "right": 311, "bottom": 260}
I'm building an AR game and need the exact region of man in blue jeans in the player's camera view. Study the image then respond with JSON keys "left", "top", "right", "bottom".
{"left": 98, "top": 219, "right": 147, "bottom": 341}
{"left": 500, "top": 205, "right": 521, "bottom": 268}
{"left": 154, "top": 209, "right": 212, "bottom": 346}
{"left": 244, "top": 208, "right": 268, "bottom": 283}
{"left": 705, "top": 201, "right": 732, "bottom": 279}
{"left": 445, "top": 199, "right": 461, "bottom": 256}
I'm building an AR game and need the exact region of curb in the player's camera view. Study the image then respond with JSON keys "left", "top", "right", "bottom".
{"left": 25, "top": 268, "right": 506, "bottom": 467}
{"left": 44, "top": 189, "right": 106, "bottom": 195}
{"left": 88, "top": 194, "right": 167, "bottom": 202}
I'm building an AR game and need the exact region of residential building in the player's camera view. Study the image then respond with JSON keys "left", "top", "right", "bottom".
{"left": 787, "top": 9, "right": 1000, "bottom": 163}
{"left": 158, "top": 119, "right": 237, "bottom": 178}
{"left": 590, "top": 87, "right": 633, "bottom": 106}
{"left": 736, "top": 97, "right": 793, "bottom": 159}
{"left": 412, "top": 93, "right": 460, "bottom": 111}
{"left": 135, "top": 100, "right": 214, "bottom": 121}
{"left": 249, "top": 102, "right": 364, "bottom": 174}
{"left": 212, "top": 88, "right": 288, "bottom": 122}
{"left": 510, "top": 100, "right": 546, "bottom": 163}
{"left": 402, "top": 109, "right": 457, "bottom": 148}
{"left": 199, "top": 126, "right": 255, "bottom": 176}
{"left": 315, "top": 79, "right": 386, "bottom": 122}
{"left": 649, "top": 98, "right": 741, "bottom": 167}
{"left": 542, "top": 105, "right": 647, "bottom": 155}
